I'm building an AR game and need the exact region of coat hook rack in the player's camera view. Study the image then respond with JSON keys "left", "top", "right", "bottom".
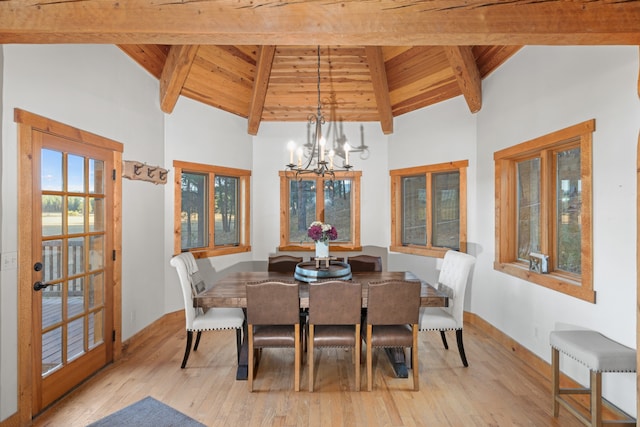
{"left": 122, "top": 160, "right": 169, "bottom": 185}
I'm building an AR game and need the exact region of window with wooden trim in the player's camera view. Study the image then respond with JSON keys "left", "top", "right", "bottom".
{"left": 494, "top": 119, "right": 594, "bottom": 303}
{"left": 173, "top": 161, "right": 251, "bottom": 257}
{"left": 390, "top": 160, "right": 468, "bottom": 257}
{"left": 278, "top": 171, "right": 362, "bottom": 251}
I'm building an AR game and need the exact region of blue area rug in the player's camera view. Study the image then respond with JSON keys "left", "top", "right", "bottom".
{"left": 86, "top": 396, "right": 205, "bottom": 427}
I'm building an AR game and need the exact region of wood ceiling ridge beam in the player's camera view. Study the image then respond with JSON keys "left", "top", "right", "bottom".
{"left": 365, "top": 46, "right": 394, "bottom": 135}
{"left": 248, "top": 45, "right": 276, "bottom": 135}
{"left": 160, "top": 45, "right": 199, "bottom": 114}
{"left": 443, "top": 46, "right": 482, "bottom": 114}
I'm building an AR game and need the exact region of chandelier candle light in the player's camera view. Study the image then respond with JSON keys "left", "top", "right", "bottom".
{"left": 286, "top": 46, "right": 353, "bottom": 178}
{"left": 308, "top": 221, "right": 338, "bottom": 259}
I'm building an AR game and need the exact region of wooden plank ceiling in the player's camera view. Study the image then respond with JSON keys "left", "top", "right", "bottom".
{"left": 2, "top": 0, "right": 638, "bottom": 135}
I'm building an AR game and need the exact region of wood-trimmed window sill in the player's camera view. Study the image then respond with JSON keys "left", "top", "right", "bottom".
{"left": 389, "top": 245, "right": 449, "bottom": 258}
{"left": 493, "top": 261, "right": 595, "bottom": 303}
{"left": 188, "top": 245, "right": 252, "bottom": 259}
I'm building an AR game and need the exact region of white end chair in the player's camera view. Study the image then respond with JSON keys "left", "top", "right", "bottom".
{"left": 170, "top": 252, "right": 245, "bottom": 368}
{"left": 419, "top": 250, "right": 475, "bottom": 367}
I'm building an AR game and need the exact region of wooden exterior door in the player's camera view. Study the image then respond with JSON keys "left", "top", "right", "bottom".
{"left": 16, "top": 109, "right": 123, "bottom": 420}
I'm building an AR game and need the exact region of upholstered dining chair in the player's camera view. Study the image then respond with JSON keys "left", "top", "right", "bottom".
{"left": 308, "top": 280, "right": 362, "bottom": 391}
{"left": 364, "top": 279, "right": 421, "bottom": 391}
{"left": 246, "top": 280, "right": 301, "bottom": 392}
{"left": 347, "top": 255, "right": 382, "bottom": 272}
{"left": 267, "top": 255, "right": 303, "bottom": 273}
{"left": 418, "top": 250, "right": 475, "bottom": 367}
{"left": 169, "top": 252, "right": 245, "bottom": 369}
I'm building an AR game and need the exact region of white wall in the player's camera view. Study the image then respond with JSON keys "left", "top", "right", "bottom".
{"left": 476, "top": 46, "right": 637, "bottom": 414}
{"left": 163, "top": 96, "right": 254, "bottom": 313}
{"left": 0, "top": 44, "right": 166, "bottom": 420}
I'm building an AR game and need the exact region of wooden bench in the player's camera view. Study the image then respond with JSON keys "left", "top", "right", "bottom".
{"left": 550, "top": 330, "right": 636, "bottom": 427}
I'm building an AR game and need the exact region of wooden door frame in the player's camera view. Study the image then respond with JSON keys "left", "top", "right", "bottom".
{"left": 14, "top": 109, "right": 123, "bottom": 425}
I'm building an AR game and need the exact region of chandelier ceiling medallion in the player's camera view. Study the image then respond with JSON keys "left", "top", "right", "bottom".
{"left": 285, "top": 46, "right": 368, "bottom": 178}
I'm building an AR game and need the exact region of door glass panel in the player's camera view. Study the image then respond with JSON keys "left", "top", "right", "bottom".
{"left": 89, "top": 197, "right": 105, "bottom": 232}
{"left": 67, "top": 155, "right": 85, "bottom": 193}
{"left": 42, "top": 283, "right": 62, "bottom": 329}
{"left": 89, "top": 159, "right": 104, "bottom": 194}
{"left": 67, "top": 196, "right": 85, "bottom": 234}
{"left": 68, "top": 237, "right": 85, "bottom": 276}
{"left": 89, "top": 311, "right": 104, "bottom": 349}
{"left": 89, "top": 272, "right": 104, "bottom": 309}
{"left": 41, "top": 149, "right": 63, "bottom": 192}
{"left": 89, "top": 236, "right": 104, "bottom": 271}
{"left": 42, "top": 327, "right": 62, "bottom": 376}
{"left": 67, "top": 318, "right": 85, "bottom": 362}
{"left": 42, "top": 195, "right": 63, "bottom": 237}
{"left": 42, "top": 239, "right": 63, "bottom": 283}
{"left": 67, "top": 278, "right": 85, "bottom": 318}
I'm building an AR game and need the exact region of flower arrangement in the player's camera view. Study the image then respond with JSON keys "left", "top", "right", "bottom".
{"left": 307, "top": 221, "right": 338, "bottom": 243}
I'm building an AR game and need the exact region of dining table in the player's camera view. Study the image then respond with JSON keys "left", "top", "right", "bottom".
{"left": 194, "top": 269, "right": 449, "bottom": 381}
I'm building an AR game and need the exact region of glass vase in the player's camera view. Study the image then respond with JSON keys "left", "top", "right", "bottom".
{"left": 315, "top": 240, "right": 329, "bottom": 258}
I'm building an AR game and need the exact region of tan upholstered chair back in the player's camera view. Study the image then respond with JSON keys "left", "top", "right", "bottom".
{"left": 308, "top": 280, "right": 362, "bottom": 325}
{"left": 367, "top": 280, "right": 421, "bottom": 325}
{"left": 246, "top": 281, "right": 300, "bottom": 325}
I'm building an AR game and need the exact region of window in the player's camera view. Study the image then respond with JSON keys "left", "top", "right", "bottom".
{"left": 173, "top": 161, "right": 251, "bottom": 257}
{"left": 279, "top": 170, "right": 361, "bottom": 251}
{"left": 494, "top": 119, "right": 594, "bottom": 302}
{"left": 390, "top": 160, "right": 468, "bottom": 257}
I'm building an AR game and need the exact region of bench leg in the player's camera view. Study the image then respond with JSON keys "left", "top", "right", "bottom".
{"left": 552, "top": 347, "right": 560, "bottom": 417}
{"left": 591, "top": 370, "right": 602, "bottom": 427}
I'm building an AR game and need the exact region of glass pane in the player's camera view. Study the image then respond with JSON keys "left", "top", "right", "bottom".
{"left": 181, "top": 172, "right": 208, "bottom": 250}
{"left": 42, "top": 239, "right": 63, "bottom": 282}
{"left": 42, "top": 284, "right": 62, "bottom": 329}
{"left": 89, "top": 272, "right": 104, "bottom": 309}
{"left": 402, "top": 175, "right": 427, "bottom": 245}
{"left": 89, "top": 159, "right": 105, "bottom": 194}
{"left": 42, "top": 195, "right": 63, "bottom": 236}
{"left": 557, "top": 147, "right": 581, "bottom": 274}
{"left": 89, "top": 197, "right": 105, "bottom": 232}
{"left": 67, "top": 196, "right": 85, "bottom": 234}
{"left": 432, "top": 172, "right": 460, "bottom": 249}
{"left": 41, "top": 149, "right": 63, "bottom": 191}
{"left": 67, "top": 154, "right": 85, "bottom": 193}
{"left": 324, "top": 179, "right": 352, "bottom": 243}
{"left": 214, "top": 176, "right": 239, "bottom": 246}
{"left": 67, "top": 318, "right": 85, "bottom": 362}
{"left": 68, "top": 237, "right": 85, "bottom": 276}
{"left": 67, "top": 278, "right": 85, "bottom": 318}
{"left": 517, "top": 158, "right": 541, "bottom": 261}
{"left": 289, "top": 179, "right": 316, "bottom": 243}
{"left": 42, "top": 327, "right": 62, "bottom": 376}
{"left": 89, "top": 310, "right": 104, "bottom": 349}
{"left": 89, "top": 235, "right": 104, "bottom": 271}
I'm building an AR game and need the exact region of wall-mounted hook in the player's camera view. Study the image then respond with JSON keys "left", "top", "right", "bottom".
{"left": 133, "top": 163, "right": 144, "bottom": 175}
{"left": 147, "top": 166, "right": 157, "bottom": 178}
{"left": 159, "top": 169, "right": 168, "bottom": 181}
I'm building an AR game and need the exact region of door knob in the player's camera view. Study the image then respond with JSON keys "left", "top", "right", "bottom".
{"left": 34, "top": 262, "right": 43, "bottom": 272}
{"left": 33, "top": 281, "right": 50, "bottom": 291}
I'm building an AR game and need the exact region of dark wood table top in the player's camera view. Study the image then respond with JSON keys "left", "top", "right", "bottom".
{"left": 194, "top": 271, "right": 448, "bottom": 309}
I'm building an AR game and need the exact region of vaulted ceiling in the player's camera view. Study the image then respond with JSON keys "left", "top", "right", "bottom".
{"left": 1, "top": 1, "right": 638, "bottom": 136}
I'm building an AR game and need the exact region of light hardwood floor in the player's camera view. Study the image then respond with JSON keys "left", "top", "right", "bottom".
{"left": 32, "top": 312, "right": 585, "bottom": 427}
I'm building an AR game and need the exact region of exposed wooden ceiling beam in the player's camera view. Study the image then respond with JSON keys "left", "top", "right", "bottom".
{"left": 1, "top": 1, "right": 639, "bottom": 45}
{"left": 160, "top": 45, "right": 199, "bottom": 114}
{"left": 365, "top": 46, "right": 394, "bottom": 135}
{"left": 443, "top": 46, "right": 482, "bottom": 114}
{"left": 248, "top": 46, "right": 276, "bottom": 136}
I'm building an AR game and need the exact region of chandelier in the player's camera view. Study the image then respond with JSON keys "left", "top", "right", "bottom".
{"left": 286, "top": 46, "right": 368, "bottom": 178}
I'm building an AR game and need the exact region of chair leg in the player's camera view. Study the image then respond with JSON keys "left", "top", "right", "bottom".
{"left": 552, "top": 347, "right": 560, "bottom": 417}
{"left": 308, "top": 324, "right": 315, "bottom": 392}
{"left": 367, "top": 325, "right": 373, "bottom": 391}
{"left": 355, "top": 324, "right": 361, "bottom": 392}
{"left": 591, "top": 370, "right": 602, "bottom": 427}
{"left": 412, "top": 325, "right": 419, "bottom": 391}
{"left": 455, "top": 329, "right": 469, "bottom": 367}
{"left": 181, "top": 331, "right": 193, "bottom": 369}
{"left": 440, "top": 330, "right": 449, "bottom": 349}
{"left": 294, "top": 324, "right": 301, "bottom": 392}
{"left": 248, "top": 325, "right": 254, "bottom": 392}
{"left": 193, "top": 331, "right": 202, "bottom": 351}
